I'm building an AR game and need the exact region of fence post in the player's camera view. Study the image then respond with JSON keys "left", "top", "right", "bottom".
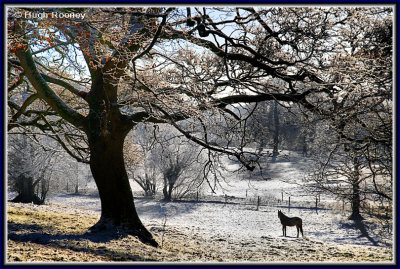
{"left": 281, "top": 192, "right": 283, "bottom": 203}
{"left": 315, "top": 196, "right": 318, "bottom": 214}
{"left": 196, "top": 191, "right": 199, "bottom": 201}
{"left": 256, "top": 196, "right": 260, "bottom": 211}
{"left": 288, "top": 196, "right": 291, "bottom": 208}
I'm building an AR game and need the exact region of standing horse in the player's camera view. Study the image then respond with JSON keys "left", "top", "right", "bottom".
{"left": 278, "top": 210, "right": 304, "bottom": 238}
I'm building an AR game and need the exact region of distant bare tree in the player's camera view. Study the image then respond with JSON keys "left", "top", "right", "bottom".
{"left": 304, "top": 10, "right": 392, "bottom": 220}
{"left": 8, "top": 134, "right": 57, "bottom": 204}
{"left": 305, "top": 120, "right": 392, "bottom": 221}
{"left": 128, "top": 124, "right": 205, "bottom": 201}
{"left": 157, "top": 140, "right": 204, "bottom": 201}
{"left": 125, "top": 124, "right": 158, "bottom": 197}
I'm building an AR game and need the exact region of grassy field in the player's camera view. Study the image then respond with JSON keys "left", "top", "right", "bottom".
{"left": 6, "top": 202, "right": 393, "bottom": 264}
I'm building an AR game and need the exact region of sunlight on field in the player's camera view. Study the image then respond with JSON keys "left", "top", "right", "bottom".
{"left": 7, "top": 203, "right": 393, "bottom": 263}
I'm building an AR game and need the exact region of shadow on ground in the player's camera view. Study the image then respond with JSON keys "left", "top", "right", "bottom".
{"left": 339, "top": 219, "right": 382, "bottom": 247}
{"left": 8, "top": 222, "right": 157, "bottom": 261}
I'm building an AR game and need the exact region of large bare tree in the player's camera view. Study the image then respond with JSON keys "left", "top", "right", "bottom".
{"left": 7, "top": 7, "right": 392, "bottom": 246}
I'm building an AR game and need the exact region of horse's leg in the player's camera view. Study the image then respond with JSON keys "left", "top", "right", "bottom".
{"left": 282, "top": 226, "right": 285, "bottom": 236}
{"left": 300, "top": 225, "right": 304, "bottom": 237}
{"left": 296, "top": 226, "right": 299, "bottom": 238}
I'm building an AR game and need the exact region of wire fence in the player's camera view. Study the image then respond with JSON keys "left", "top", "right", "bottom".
{"left": 135, "top": 190, "right": 392, "bottom": 218}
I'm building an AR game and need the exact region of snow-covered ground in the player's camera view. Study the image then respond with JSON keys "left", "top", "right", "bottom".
{"left": 45, "top": 191, "right": 391, "bottom": 249}
{"left": 7, "top": 150, "right": 393, "bottom": 263}
{"left": 36, "top": 151, "right": 392, "bottom": 250}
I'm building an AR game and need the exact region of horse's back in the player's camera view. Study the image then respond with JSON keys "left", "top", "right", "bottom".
{"left": 278, "top": 211, "right": 302, "bottom": 226}
{"left": 287, "top": 216, "right": 302, "bottom": 226}
{"left": 293, "top": 217, "right": 302, "bottom": 222}
{"left": 293, "top": 217, "right": 303, "bottom": 225}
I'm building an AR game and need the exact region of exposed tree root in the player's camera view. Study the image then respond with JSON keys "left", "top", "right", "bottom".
{"left": 89, "top": 218, "right": 159, "bottom": 248}
{"left": 11, "top": 194, "right": 43, "bottom": 205}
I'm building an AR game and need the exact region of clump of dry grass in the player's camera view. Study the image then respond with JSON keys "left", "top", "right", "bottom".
{"left": 7, "top": 203, "right": 393, "bottom": 263}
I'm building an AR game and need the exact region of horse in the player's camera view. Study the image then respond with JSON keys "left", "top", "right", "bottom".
{"left": 278, "top": 210, "right": 304, "bottom": 238}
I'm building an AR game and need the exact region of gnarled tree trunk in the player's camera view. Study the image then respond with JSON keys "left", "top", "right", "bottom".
{"left": 86, "top": 75, "right": 158, "bottom": 247}
{"left": 88, "top": 133, "right": 158, "bottom": 247}
{"left": 11, "top": 175, "right": 43, "bottom": 205}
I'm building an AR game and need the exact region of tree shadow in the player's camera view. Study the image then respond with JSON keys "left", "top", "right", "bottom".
{"left": 135, "top": 199, "right": 204, "bottom": 219}
{"left": 7, "top": 222, "right": 156, "bottom": 261}
{"left": 339, "top": 219, "right": 379, "bottom": 246}
{"left": 353, "top": 219, "right": 380, "bottom": 246}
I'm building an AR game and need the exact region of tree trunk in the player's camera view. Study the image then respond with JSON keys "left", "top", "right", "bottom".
{"left": 40, "top": 179, "right": 50, "bottom": 202}
{"left": 11, "top": 175, "right": 43, "bottom": 205}
{"left": 144, "top": 175, "right": 156, "bottom": 197}
{"left": 85, "top": 73, "right": 158, "bottom": 247}
{"left": 168, "top": 181, "right": 173, "bottom": 201}
{"left": 349, "top": 158, "right": 363, "bottom": 220}
{"left": 272, "top": 101, "right": 279, "bottom": 158}
{"left": 88, "top": 133, "right": 158, "bottom": 247}
{"left": 349, "top": 181, "right": 362, "bottom": 220}
{"left": 162, "top": 177, "right": 171, "bottom": 201}
{"left": 74, "top": 181, "right": 79, "bottom": 194}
